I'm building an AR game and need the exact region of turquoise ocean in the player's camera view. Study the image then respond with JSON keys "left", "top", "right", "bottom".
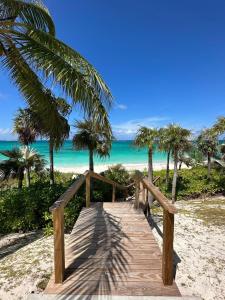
{"left": 0, "top": 140, "right": 167, "bottom": 168}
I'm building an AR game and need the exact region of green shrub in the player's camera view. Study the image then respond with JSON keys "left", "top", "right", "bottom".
{"left": 92, "top": 164, "right": 133, "bottom": 201}
{"left": 0, "top": 180, "right": 84, "bottom": 234}
{"left": 155, "top": 166, "right": 225, "bottom": 200}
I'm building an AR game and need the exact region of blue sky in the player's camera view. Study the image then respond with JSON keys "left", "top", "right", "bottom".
{"left": 1, "top": 0, "right": 225, "bottom": 140}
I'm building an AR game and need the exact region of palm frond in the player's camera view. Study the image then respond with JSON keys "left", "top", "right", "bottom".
{"left": 6, "top": 27, "right": 112, "bottom": 110}
{"left": 0, "top": 0, "right": 55, "bottom": 35}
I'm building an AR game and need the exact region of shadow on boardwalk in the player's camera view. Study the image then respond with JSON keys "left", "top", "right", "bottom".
{"left": 146, "top": 210, "right": 181, "bottom": 279}
{"left": 54, "top": 203, "right": 131, "bottom": 299}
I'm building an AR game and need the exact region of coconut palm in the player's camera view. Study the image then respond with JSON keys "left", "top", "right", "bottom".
{"left": 13, "top": 108, "right": 38, "bottom": 146}
{"left": 0, "top": 0, "right": 112, "bottom": 128}
{"left": 213, "top": 116, "right": 225, "bottom": 136}
{"left": 197, "top": 128, "right": 218, "bottom": 179}
{"left": 168, "top": 125, "right": 191, "bottom": 202}
{"left": 158, "top": 125, "right": 176, "bottom": 186}
{"left": 0, "top": 146, "right": 46, "bottom": 188}
{"left": 134, "top": 127, "right": 158, "bottom": 183}
{"left": 13, "top": 108, "right": 40, "bottom": 185}
{"left": 73, "top": 119, "right": 112, "bottom": 171}
{"left": 42, "top": 92, "right": 71, "bottom": 185}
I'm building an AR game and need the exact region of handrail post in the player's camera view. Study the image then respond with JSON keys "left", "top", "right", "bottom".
{"left": 135, "top": 180, "right": 140, "bottom": 208}
{"left": 53, "top": 207, "right": 65, "bottom": 283}
{"left": 162, "top": 209, "right": 174, "bottom": 285}
{"left": 112, "top": 184, "right": 116, "bottom": 202}
{"left": 86, "top": 173, "right": 91, "bottom": 208}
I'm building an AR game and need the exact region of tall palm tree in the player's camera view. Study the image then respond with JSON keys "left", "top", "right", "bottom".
{"left": 43, "top": 93, "right": 71, "bottom": 185}
{"left": 0, "top": 0, "right": 112, "bottom": 129}
{"left": 158, "top": 125, "right": 175, "bottom": 186}
{"left": 13, "top": 108, "right": 40, "bottom": 186}
{"left": 213, "top": 116, "right": 225, "bottom": 136}
{"left": 197, "top": 128, "right": 218, "bottom": 180}
{"left": 13, "top": 108, "right": 38, "bottom": 145}
{"left": 134, "top": 127, "right": 158, "bottom": 183}
{"left": 0, "top": 146, "right": 45, "bottom": 188}
{"left": 168, "top": 125, "right": 191, "bottom": 203}
{"left": 73, "top": 119, "right": 112, "bottom": 171}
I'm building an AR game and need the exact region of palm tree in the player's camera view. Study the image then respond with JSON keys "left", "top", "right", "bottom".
{"left": 168, "top": 125, "right": 191, "bottom": 202}
{"left": 0, "top": 0, "right": 112, "bottom": 129}
{"left": 0, "top": 146, "right": 46, "bottom": 188}
{"left": 197, "top": 128, "right": 218, "bottom": 179}
{"left": 213, "top": 116, "right": 225, "bottom": 137}
{"left": 72, "top": 119, "right": 112, "bottom": 171}
{"left": 134, "top": 127, "right": 158, "bottom": 183}
{"left": 158, "top": 125, "right": 176, "bottom": 186}
{"left": 13, "top": 108, "right": 38, "bottom": 145}
{"left": 43, "top": 93, "right": 71, "bottom": 185}
{"left": 13, "top": 108, "right": 40, "bottom": 186}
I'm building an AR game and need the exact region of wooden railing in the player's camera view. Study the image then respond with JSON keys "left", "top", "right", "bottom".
{"left": 134, "top": 170, "right": 177, "bottom": 286}
{"left": 49, "top": 169, "right": 175, "bottom": 286}
{"left": 49, "top": 170, "right": 130, "bottom": 283}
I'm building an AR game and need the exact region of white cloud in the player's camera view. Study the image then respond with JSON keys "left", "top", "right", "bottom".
{"left": 0, "top": 128, "right": 12, "bottom": 135}
{"left": 112, "top": 116, "right": 168, "bottom": 139}
{"left": 115, "top": 103, "right": 127, "bottom": 110}
{"left": 0, "top": 93, "right": 8, "bottom": 100}
{"left": 0, "top": 128, "right": 16, "bottom": 140}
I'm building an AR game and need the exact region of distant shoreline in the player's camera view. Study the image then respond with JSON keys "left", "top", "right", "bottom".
{"left": 55, "top": 162, "right": 186, "bottom": 174}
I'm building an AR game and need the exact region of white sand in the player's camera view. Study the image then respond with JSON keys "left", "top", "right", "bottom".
{"left": 55, "top": 162, "right": 183, "bottom": 174}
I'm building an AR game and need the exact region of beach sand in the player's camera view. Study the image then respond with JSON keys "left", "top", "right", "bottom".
{"left": 55, "top": 162, "right": 183, "bottom": 173}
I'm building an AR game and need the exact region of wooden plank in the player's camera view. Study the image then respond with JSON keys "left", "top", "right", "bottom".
{"left": 112, "top": 184, "right": 116, "bottom": 202}
{"left": 53, "top": 208, "right": 65, "bottom": 283}
{"left": 162, "top": 209, "right": 174, "bottom": 285}
{"left": 50, "top": 171, "right": 88, "bottom": 211}
{"left": 86, "top": 173, "right": 91, "bottom": 208}
{"left": 141, "top": 177, "right": 177, "bottom": 214}
{"left": 45, "top": 202, "right": 180, "bottom": 297}
{"left": 45, "top": 279, "right": 180, "bottom": 296}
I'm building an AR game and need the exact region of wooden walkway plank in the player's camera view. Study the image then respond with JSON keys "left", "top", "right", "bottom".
{"left": 45, "top": 202, "right": 180, "bottom": 297}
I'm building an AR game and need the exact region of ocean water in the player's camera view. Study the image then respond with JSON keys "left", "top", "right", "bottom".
{"left": 0, "top": 140, "right": 167, "bottom": 167}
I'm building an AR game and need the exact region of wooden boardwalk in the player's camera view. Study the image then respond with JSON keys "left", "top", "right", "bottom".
{"left": 45, "top": 202, "right": 180, "bottom": 297}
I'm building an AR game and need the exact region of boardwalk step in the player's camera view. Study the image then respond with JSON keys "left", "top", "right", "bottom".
{"left": 28, "top": 294, "right": 202, "bottom": 300}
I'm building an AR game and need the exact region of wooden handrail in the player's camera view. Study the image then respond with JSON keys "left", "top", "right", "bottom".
{"left": 134, "top": 170, "right": 176, "bottom": 286}
{"left": 135, "top": 170, "right": 177, "bottom": 214}
{"left": 50, "top": 170, "right": 131, "bottom": 283}
{"left": 49, "top": 171, "right": 89, "bottom": 212}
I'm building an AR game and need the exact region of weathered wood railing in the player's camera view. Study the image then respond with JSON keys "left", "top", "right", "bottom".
{"left": 134, "top": 170, "right": 177, "bottom": 286}
{"left": 49, "top": 170, "right": 129, "bottom": 283}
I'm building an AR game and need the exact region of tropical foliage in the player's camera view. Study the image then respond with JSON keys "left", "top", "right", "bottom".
{"left": 197, "top": 128, "right": 218, "bottom": 179}
{"left": 73, "top": 118, "right": 112, "bottom": 171}
{"left": 0, "top": 146, "right": 46, "bottom": 188}
{"left": 134, "top": 127, "right": 158, "bottom": 183}
{"left": 0, "top": 0, "right": 112, "bottom": 130}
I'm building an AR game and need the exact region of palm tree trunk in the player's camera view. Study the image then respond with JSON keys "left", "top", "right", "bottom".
{"left": 172, "top": 150, "right": 178, "bottom": 203}
{"left": 166, "top": 149, "right": 170, "bottom": 186}
{"left": 25, "top": 167, "right": 31, "bottom": 187}
{"left": 179, "top": 161, "right": 182, "bottom": 170}
{"left": 207, "top": 153, "right": 211, "bottom": 179}
{"left": 18, "top": 167, "right": 24, "bottom": 189}
{"left": 89, "top": 149, "right": 94, "bottom": 171}
{"left": 49, "top": 139, "right": 54, "bottom": 185}
{"left": 148, "top": 147, "right": 153, "bottom": 183}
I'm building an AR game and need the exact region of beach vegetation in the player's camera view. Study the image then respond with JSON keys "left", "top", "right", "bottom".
{"left": 154, "top": 166, "right": 225, "bottom": 200}
{"left": 163, "top": 125, "right": 191, "bottom": 202}
{"left": 73, "top": 118, "right": 112, "bottom": 171}
{"left": 134, "top": 127, "right": 158, "bottom": 183}
{"left": 196, "top": 128, "right": 218, "bottom": 179}
{"left": 0, "top": 147, "right": 46, "bottom": 189}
